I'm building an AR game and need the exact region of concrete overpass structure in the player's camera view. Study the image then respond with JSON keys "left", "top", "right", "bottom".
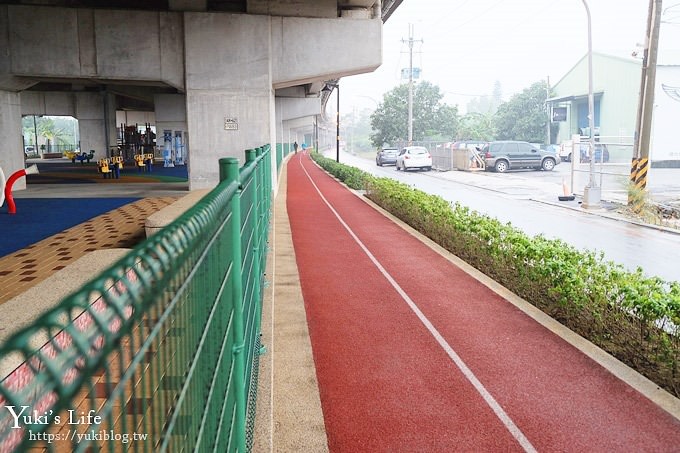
{"left": 0, "top": 0, "right": 403, "bottom": 190}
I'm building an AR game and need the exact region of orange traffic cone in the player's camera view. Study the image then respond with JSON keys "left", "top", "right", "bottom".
{"left": 559, "top": 177, "right": 575, "bottom": 201}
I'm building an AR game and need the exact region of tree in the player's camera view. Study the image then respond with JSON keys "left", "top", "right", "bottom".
{"left": 22, "top": 116, "right": 73, "bottom": 151}
{"left": 370, "top": 81, "right": 458, "bottom": 148}
{"left": 341, "top": 108, "right": 375, "bottom": 153}
{"left": 493, "top": 81, "right": 553, "bottom": 143}
{"left": 466, "top": 81, "right": 503, "bottom": 116}
{"left": 457, "top": 112, "right": 495, "bottom": 141}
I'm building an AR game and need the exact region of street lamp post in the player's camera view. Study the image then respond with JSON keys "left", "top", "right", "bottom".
{"left": 335, "top": 83, "right": 340, "bottom": 162}
{"left": 581, "top": 0, "right": 601, "bottom": 209}
{"left": 314, "top": 115, "right": 318, "bottom": 153}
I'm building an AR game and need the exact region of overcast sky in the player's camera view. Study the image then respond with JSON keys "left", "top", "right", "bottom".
{"left": 339, "top": 0, "right": 680, "bottom": 114}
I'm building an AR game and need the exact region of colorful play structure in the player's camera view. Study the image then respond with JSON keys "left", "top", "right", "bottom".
{"left": 97, "top": 152, "right": 157, "bottom": 178}
{"left": 134, "top": 153, "right": 154, "bottom": 172}
{"left": 97, "top": 156, "right": 124, "bottom": 179}
{"left": 47, "top": 150, "right": 96, "bottom": 164}
{"left": 0, "top": 164, "right": 39, "bottom": 214}
{"left": 118, "top": 123, "right": 155, "bottom": 162}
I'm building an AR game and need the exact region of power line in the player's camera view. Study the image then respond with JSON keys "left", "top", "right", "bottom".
{"left": 428, "top": 0, "right": 475, "bottom": 29}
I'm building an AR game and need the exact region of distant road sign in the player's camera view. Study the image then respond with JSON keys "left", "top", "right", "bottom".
{"left": 401, "top": 68, "right": 421, "bottom": 79}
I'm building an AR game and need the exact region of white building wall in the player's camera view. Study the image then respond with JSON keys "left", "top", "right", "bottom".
{"left": 651, "top": 66, "right": 680, "bottom": 162}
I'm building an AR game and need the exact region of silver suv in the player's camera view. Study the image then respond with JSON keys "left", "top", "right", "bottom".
{"left": 482, "top": 141, "right": 559, "bottom": 173}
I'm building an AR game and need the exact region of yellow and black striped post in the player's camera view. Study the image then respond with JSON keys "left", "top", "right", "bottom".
{"left": 635, "top": 157, "right": 649, "bottom": 190}
{"left": 629, "top": 157, "right": 639, "bottom": 186}
{"left": 628, "top": 157, "right": 649, "bottom": 213}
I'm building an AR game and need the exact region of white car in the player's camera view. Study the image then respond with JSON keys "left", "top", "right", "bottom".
{"left": 396, "top": 146, "right": 432, "bottom": 172}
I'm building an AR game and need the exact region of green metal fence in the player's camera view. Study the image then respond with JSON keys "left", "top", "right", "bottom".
{"left": 275, "top": 143, "right": 292, "bottom": 172}
{"left": 0, "top": 145, "right": 272, "bottom": 452}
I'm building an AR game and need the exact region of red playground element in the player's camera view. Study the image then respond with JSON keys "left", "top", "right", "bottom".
{"left": 4, "top": 165, "right": 38, "bottom": 214}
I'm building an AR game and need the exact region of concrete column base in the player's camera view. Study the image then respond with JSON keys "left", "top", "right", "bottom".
{"left": 582, "top": 185, "right": 602, "bottom": 209}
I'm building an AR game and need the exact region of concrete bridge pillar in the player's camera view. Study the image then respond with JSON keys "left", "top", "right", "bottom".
{"left": 184, "top": 13, "right": 275, "bottom": 190}
{"left": 74, "top": 92, "right": 110, "bottom": 160}
{"left": 0, "top": 90, "right": 24, "bottom": 190}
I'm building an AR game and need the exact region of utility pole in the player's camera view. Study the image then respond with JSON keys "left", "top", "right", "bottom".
{"left": 580, "top": 0, "right": 600, "bottom": 209}
{"left": 402, "top": 24, "right": 422, "bottom": 146}
{"left": 546, "top": 76, "right": 551, "bottom": 145}
{"left": 631, "top": 0, "right": 662, "bottom": 210}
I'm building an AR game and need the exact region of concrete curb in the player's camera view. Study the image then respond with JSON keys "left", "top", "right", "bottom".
{"left": 144, "top": 188, "right": 211, "bottom": 237}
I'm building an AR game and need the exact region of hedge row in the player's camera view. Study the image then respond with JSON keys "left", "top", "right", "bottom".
{"left": 311, "top": 152, "right": 680, "bottom": 397}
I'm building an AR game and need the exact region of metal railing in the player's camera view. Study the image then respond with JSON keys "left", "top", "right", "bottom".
{"left": 276, "top": 143, "right": 293, "bottom": 172}
{"left": 563, "top": 135, "right": 635, "bottom": 202}
{"left": 0, "top": 145, "right": 272, "bottom": 452}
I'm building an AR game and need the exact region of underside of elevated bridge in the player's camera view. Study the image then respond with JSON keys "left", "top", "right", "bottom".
{"left": 0, "top": 0, "right": 403, "bottom": 190}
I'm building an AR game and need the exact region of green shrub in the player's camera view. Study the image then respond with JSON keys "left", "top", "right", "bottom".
{"left": 311, "top": 154, "right": 680, "bottom": 396}
{"left": 310, "top": 153, "right": 374, "bottom": 190}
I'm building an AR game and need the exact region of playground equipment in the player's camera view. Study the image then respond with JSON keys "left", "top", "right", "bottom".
{"left": 76, "top": 150, "right": 96, "bottom": 164}
{"left": 163, "top": 129, "right": 174, "bottom": 167}
{"left": 2, "top": 165, "right": 39, "bottom": 214}
{"left": 161, "top": 130, "right": 187, "bottom": 167}
{"left": 174, "top": 131, "right": 185, "bottom": 165}
{"left": 134, "top": 153, "right": 154, "bottom": 172}
{"left": 97, "top": 159, "right": 113, "bottom": 179}
{"left": 110, "top": 156, "right": 123, "bottom": 178}
{"left": 65, "top": 150, "right": 95, "bottom": 164}
{"left": 97, "top": 157, "right": 123, "bottom": 179}
{"left": 118, "top": 123, "right": 155, "bottom": 162}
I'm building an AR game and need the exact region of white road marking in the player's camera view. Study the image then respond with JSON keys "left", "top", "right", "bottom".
{"left": 298, "top": 155, "right": 537, "bottom": 453}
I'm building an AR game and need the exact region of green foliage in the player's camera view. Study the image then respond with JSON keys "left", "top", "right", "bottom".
{"left": 370, "top": 81, "right": 458, "bottom": 148}
{"left": 313, "top": 156, "right": 680, "bottom": 396}
{"left": 22, "top": 115, "right": 76, "bottom": 147}
{"left": 457, "top": 112, "right": 495, "bottom": 141}
{"left": 494, "top": 80, "right": 555, "bottom": 143}
{"left": 310, "top": 153, "right": 374, "bottom": 190}
{"left": 466, "top": 80, "right": 503, "bottom": 115}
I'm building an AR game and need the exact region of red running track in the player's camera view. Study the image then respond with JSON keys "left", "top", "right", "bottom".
{"left": 286, "top": 153, "right": 680, "bottom": 452}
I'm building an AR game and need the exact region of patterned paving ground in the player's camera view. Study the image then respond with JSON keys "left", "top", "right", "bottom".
{"left": 0, "top": 197, "right": 179, "bottom": 305}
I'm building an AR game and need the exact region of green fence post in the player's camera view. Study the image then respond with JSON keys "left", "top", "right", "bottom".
{"left": 276, "top": 144, "right": 283, "bottom": 172}
{"left": 265, "top": 144, "right": 272, "bottom": 216}
{"left": 253, "top": 148, "right": 264, "bottom": 335}
{"left": 220, "top": 157, "right": 247, "bottom": 452}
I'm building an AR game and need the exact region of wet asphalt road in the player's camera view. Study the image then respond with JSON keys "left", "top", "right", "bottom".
{"left": 331, "top": 150, "right": 680, "bottom": 282}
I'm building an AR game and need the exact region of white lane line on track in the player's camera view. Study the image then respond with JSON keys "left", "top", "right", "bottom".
{"left": 298, "top": 154, "right": 537, "bottom": 453}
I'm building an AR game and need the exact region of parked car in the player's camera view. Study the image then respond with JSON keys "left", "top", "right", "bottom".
{"left": 396, "top": 146, "right": 432, "bottom": 171}
{"left": 481, "top": 141, "right": 559, "bottom": 173}
{"left": 376, "top": 147, "right": 399, "bottom": 166}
